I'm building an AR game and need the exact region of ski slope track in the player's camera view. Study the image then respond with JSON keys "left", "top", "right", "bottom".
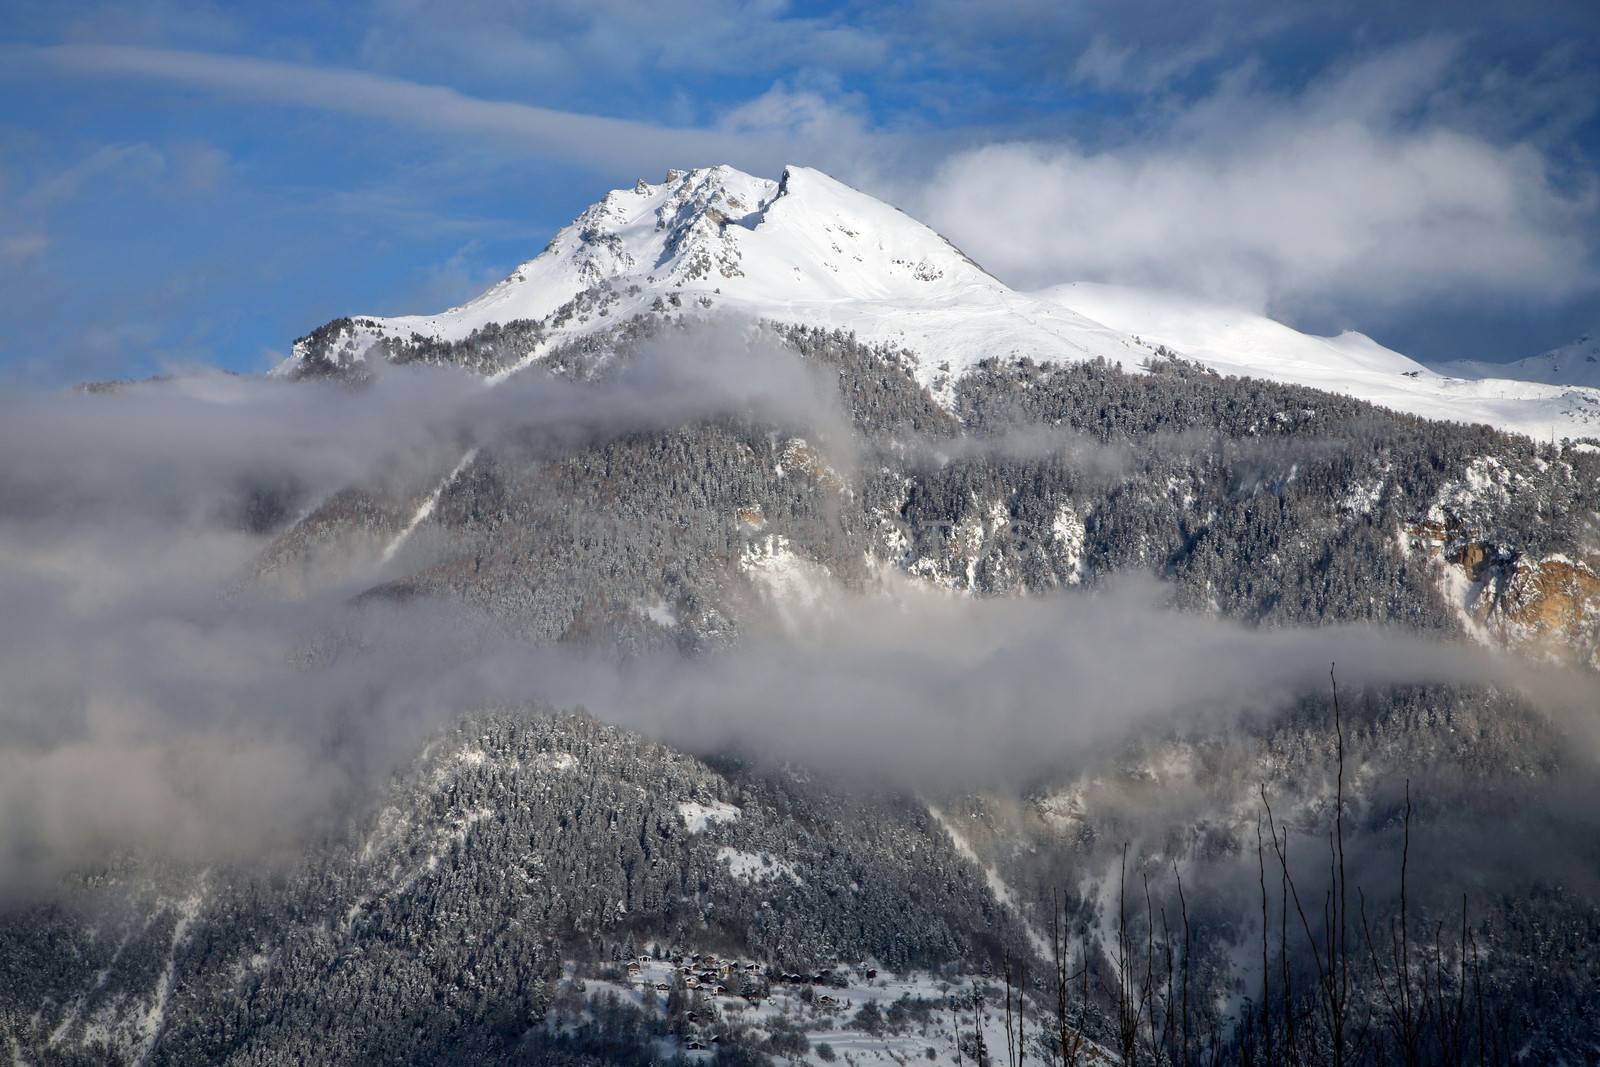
{"left": 279, "top": 163, "right": 1600, "bottom": 442}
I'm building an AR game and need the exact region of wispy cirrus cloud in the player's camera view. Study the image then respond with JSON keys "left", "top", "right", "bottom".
{"left": 353, "top": 0, "right": 890, "bottom": 101}
{"left": 16, "top": 43, "right": 782, "bottom": 176}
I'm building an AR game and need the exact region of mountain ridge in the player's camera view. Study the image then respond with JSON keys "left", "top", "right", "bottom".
{"left": 1431, "top": 329, "right": 1600, "bottom": 390}
{"left": 282, "top": 163, "right": 1600, "bottom": 443}
{"left": 279, "top": 163, "right": 1139, "bottom": 390}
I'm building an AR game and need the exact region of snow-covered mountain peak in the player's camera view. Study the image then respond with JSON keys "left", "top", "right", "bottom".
{"left": 443, "top": 164, "right": 781, "bottom": 328}
{"left": 282, "top": 162, "right": 1132, "bottom": 385}
{"left": 281, "top": 164, "right": 1600, "bottom": 443}
{"left": 399, "top": 163, "right": 1001, "bottom": 337}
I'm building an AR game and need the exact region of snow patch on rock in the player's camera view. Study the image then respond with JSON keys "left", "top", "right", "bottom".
{"left": 678, "top": 800, "right": 741, "bottom": 834}
{"left": 739, "top": 534, "right": 832, "bottom": 621}
{"left": 716, "top": 847, "right": 802, "bottom": 885}
{"left": 1051, "top": 503, "right": 1086, "bottom": 585}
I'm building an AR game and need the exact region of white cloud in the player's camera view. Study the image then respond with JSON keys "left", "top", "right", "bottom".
{"left": 914, "top": 41, "right": 1600, "bottom": 315}
{"left": 15, "top": 139, "right": 229, "bottom": 211}
{"left": 28, "top": 142, "right": 169, "bottom": 207}
{"left": 714, "top": 79, "right": 891, "bottom": 178}
{"left": 172, "top": 141, "right": 229, "bottom": 192}
{"left": 357, "top": 0, "right": 889, "bottom": 93}
{"left": 385, "top": 241, "right": 508, "bottom": 317}
{"left": 0, "top": 233, "right": 50, "bottom": 265}
{"left": 718, "top": 80, "right": 868, "bottom": 140}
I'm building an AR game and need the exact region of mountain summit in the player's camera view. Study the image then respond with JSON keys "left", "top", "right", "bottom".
{"left": 283, "top": 164, "right": 1600, "bottom": 442}
{"left": 283, "top": 164, "right": 1137, "bottom": 386}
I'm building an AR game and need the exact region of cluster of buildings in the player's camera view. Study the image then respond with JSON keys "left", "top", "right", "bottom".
{"left": 630, "top": 952, "right": 768, "bottom": 1004}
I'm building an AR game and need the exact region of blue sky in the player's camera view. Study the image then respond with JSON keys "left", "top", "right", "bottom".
{"left": 3, "top": 0, "right": 1599, "bottom": 382}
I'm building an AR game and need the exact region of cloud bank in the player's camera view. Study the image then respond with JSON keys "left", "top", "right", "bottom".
{"left": 915, "top": 40, "right": 1599, "bottom": 317}
{"left": 3, "top": 328, "right": 1598, "bottom": 898}
{"left": 0, "top": 322, "right": 852, "bottom": 530}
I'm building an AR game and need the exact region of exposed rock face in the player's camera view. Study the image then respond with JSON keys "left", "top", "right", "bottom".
{"left": 1471, "top": 552, "right": 1600, "bottom": 667}
{"left": 1408, "top": 516, "right": 1600, "bottom": 669}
